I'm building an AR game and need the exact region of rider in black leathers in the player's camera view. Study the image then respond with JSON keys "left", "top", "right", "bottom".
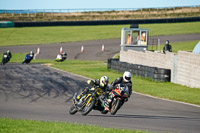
{"left": 76, "top": 76, "right": 110, "bottom": 101}
{"left": 104, "top": 71, "right": 132, "bottom": 111}
{"left": 1, "top": 50, "right": 12, "bottom": 65}
{"left": 163, "top": 40, "right": 172, "bottom": 54}
{"left": 111, "top": 71, "right": 132, "bottom": 96}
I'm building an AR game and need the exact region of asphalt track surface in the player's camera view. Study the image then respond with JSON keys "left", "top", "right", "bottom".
{"left": 0, "top": 63, "right": 200, "bottom": 133}
{"left": 0, "top": 33, "right": 200, "bottom": 61}
{"left": 0, "top": 34, "right": 200, "bottom": 133}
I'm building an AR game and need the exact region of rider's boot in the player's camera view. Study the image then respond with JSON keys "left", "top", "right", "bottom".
{"left": 104, "top": 98, "right": 111, "bottom": 111}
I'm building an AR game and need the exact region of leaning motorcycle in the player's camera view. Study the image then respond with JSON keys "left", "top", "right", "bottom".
{"left": 1, "top": 54, "right": 9, "bottom": 65}
{"left": 22, "top": 54, "right": 33, "bottom": 64}
{"left": 69, "top": 87, "right": 105, "bottom": 116}
{"left": 105, "top": 83, "right": 130, "bottom": 115}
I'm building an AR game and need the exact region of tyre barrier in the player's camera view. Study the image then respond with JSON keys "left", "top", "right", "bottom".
{"left": 107, "top": 58, "right": 171, "bottom": 82}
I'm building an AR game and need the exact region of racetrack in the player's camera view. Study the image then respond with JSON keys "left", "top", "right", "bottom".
{"left": 1, "top": 33, "right": 200, "bottom": 133}
{"left": 0, "top": 64, "right": 200, "bottom": 133}
{"left": 0, "top": 33, "right": 200, "bottom": 61}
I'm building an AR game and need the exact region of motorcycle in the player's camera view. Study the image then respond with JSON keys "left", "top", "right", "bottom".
{"left": 55, "top": 52, "right": 67, "bottom": 62}
{"left": 22, "top": 54, "right": 33, "bottom": 64}
{"left": 69, "top": 87, "right": 105, "bottom": 116}
{"left": 104, "top": 83, "right": 130, "bottom": 115}
{"left": 1, "top": 54, "right": 9, "bottom": 65}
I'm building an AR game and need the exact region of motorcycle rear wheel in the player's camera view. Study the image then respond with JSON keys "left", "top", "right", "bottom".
{"left": 69, "top": 104, "right": 78, "bottom": 115}
{"left": 110, "top": 99, "right": 121, "bottom": 115}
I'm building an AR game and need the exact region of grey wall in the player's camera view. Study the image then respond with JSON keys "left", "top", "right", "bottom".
{"left": 120, "top": 50, "right": 200, "bottom": 88}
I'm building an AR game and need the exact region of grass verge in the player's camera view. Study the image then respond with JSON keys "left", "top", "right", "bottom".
{"left": 0, "top": 22, "right": 200, "bottom": 46}
{"left": 0, "top": 118, "right": 152, "bottom": 133}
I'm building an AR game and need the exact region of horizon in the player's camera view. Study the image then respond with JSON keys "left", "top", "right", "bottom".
{"left": 1, "top": 0, "right": 200, "bottom": 10}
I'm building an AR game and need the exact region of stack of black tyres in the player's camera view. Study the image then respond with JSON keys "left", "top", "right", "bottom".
{"left": 108, "top": 58, "right": 171, "bottom": 82}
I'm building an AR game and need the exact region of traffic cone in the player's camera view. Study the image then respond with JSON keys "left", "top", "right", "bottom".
{"left": 101, "top": 44, "right": 105, "bottom": 52}
{"left": 36, "top": 47, "right": 40, "bottom": 54}
{"left": 81, "top": 45, "right": 84, "bottom": 52}
{"left": 60, "top": 46, "right": 63, "bottom": 53}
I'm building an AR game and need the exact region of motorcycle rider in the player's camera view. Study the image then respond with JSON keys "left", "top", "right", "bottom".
{"left": 29, "top": 51, "right": 34, "bottom": 59}
{"left": 22, "top": 51, "right": 34, "bottom": 64}
{"left": 6, "top": 50, "right": 12, "bottom": 61}
{"left": 76, "top": 76, "right": 109, "bottom": 103}
{"left": 1, "top": 50, "right": 12, "bottom": 65}
{"left": 104, "top": 71, "right": 132, "bottom": 111}
{"left": 56, "top": 52, "right": 67, "bottom": 62}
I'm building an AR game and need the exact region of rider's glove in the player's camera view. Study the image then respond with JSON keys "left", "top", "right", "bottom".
{"left": 90, "top": 87, "right": 95, "bottom": 91}
{"left": 87, "top": 80, "right": 91, "bottom": 84}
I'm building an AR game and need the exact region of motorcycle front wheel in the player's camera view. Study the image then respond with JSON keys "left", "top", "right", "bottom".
{"left": 69, "top": 104, "right": 78, "bottom": 115}
{"left": 81, "top": 96, "right": 95, "bottom": 116}
{"left": 110, "top": 98, "right": 121, "bottom": 115}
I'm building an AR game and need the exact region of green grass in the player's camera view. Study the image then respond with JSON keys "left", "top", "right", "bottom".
{"left": 0, "top": 118, "right": 152, "bottom": 133}
{"left": 148, "top": 40, "right": 199, "bottom": 53}
{"left": 0, "top": 22, "right": 200, "bottom": 46}
{"left": 8, "top": 53, "right": 54, "bottom": 63}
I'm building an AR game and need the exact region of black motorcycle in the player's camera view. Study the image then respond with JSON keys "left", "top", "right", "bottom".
{"left": 1, "top": 54, "right": 10, "bottom": 65}
{"left": 69, "top": 87, "right": 105, "bottom": 116}
{"left": 56, "top": 52, "right": 67, "bottom": 62}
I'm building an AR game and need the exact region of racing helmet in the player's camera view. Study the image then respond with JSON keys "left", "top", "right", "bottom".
{"left": 6, "top": 50, "right": 10, "bottom": 54}
{"left": 123, "top": 71, "right": 131, "bottom": 82}
{"left": 100, "top": 76, "right": 109, "bottom": 87}
{"left": 166, "top": 40, "right": 169, "bottom": 45}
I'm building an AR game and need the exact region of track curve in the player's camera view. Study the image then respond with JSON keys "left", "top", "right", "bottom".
{"left": 0, "top": 64, "right": 200, "bottom": 133}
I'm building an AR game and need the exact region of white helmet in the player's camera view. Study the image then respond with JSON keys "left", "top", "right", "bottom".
{"left": 123, "top": 71, "right": 131, "bottom": 82}
{"left": 100, "top": 76, "right": 109, "bottom": 87}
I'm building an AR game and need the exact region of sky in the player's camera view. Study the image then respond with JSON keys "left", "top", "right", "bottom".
{"left": 0, "top": 0, "right": 200, "bottom": 9}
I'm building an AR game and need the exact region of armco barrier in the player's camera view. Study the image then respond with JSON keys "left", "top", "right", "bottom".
{"left": 108, "top": 58, "right": 171, "bottom": 82}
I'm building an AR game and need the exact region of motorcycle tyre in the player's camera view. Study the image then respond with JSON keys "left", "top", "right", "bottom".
{"left": 81, "top": 98, "right": 95, "bottom": 116}
{"left": 110, "top": 99, "right": 121, "bottom": 115}
{"left": 69, "top": 104, "right": 78, "bottom": 115}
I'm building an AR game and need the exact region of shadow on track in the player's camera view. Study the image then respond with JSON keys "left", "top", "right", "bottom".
{"left": 0, "top": 63, "right": 88, "bottom": 103}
